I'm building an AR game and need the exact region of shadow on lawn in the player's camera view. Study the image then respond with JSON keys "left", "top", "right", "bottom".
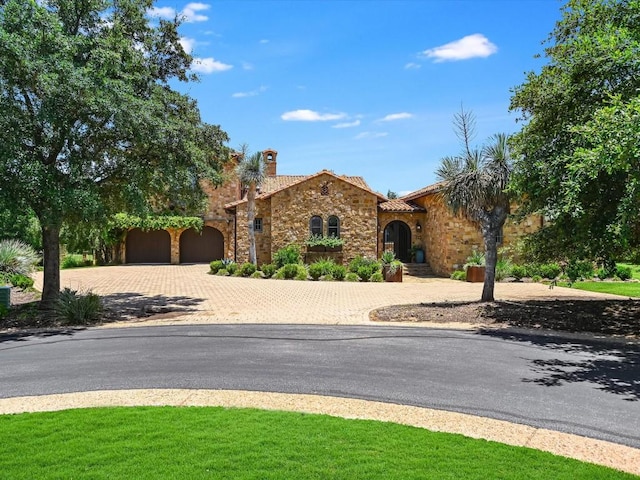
{"left": 479, "top": 328, "right": 640, "bottom": 402}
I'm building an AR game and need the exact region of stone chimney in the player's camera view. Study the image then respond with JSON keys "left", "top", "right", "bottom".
{"left": 263, "top": 149, "right": 277, "bottom": 177}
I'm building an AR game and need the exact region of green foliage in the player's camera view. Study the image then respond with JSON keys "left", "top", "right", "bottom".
{"left": 464, "top": 249, "right": 486, "bottom": 267}
{"left": 0, "top": 0, "right": 229, "bottom": 306}
{"left": 510, "top": 265, "right": 527, "bottom": 281}
{"left": 348, "top": 255, "right": 380, "bottom": 274}
{"left": 275, "top": 264, "right": 300, "bottom": 280}
{"left": 0, "top": 239, "right": 39, "bottom": 276}
{"left": 0, "top": 208, "right": 41, "bottom": 250}
{"left": 531, "top": 275, "right": 542, "bottom": 283}
{"left": 308, "top": 258, "right": 336, "bottom": 280}
{"left": 273, "top": 245, "right": 301, "bottom": 269}
{"left": 331, "top": 265, "right": 346, "bottom": 281}
{"left": 55, "top": 288, "right": 103, "bottom": 325}
{"left": 111, "top": 214, "right": 203, "bottom": 232}
{"left": 305, "top": 234, "right": 344, "bottom": 249}
{"left": 495, "top": 258, "right": 512, "bottom": 282}
{"left": 259, "top": 263, "right": 276, "bottom": 278}
{"left": 345, "top": 272, "right": 360, "bottom": 282}
{"left": 9, "top": 273, "right": 34, "bottom": 290}
{"left": 380, "top": 250, "right": 396, "bottom": 265}
{"left": 239, "top": 262, "right": 257, "bottom": 277}
{"left": 565, "top": 260, "right": 595, "bottom": 284}
{"left": 209, "top": 260, "right": 225, "bottom": 274}
{"left": 369, "top": 272, "right": 384, "bottom": 282}
{"left": 509, "top": 0, "right": 640, "bottom": 260}
{"left": 294, "top": 265, "right": 308, "bottom": 281}
{"left": 450, "top": 270, "right": 466, "bottom": 281}
{"left": 616, "top": 265, "right": 632, "bottom": 281}
{"left": 320, "top": 273, "right": 335, "bottom": 281}
{"left": 357, "top": 265, "right": 378, "bottom": 282}
{"left": 570, "top": 281, "right": 640, "bottom": 298}
{"left": 537, "top": 263, "right": 562, "bottom": 280}
{"left": 225, "top": 262, "right": 238, "bottom": 276}
{"left": 250, "top": 271, "right": 264, "bottom": 279}
{"left": 215, "top": 269, "right": 229, "bottom": 276}
{"left": 61, "top": 255, "right": 92, "bottom": 269}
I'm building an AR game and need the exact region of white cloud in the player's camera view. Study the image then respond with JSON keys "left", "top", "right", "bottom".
{"left": 191, "top": 57, "right": 233, "bottom": 73}
{"left": 404, "top": 62, "right": 421, "bottom": 70}
{"left": 147, "top": 6, "right": 176, "bottom": 19}
{"left": 259, "top": 39, "right": 269, "bottom": 44}
{"left": 281, "top": 109, "right": 346, "bottom": 122}
{"left": 232, "top": 86, "right": 268, "bottom": 98}
{"left": 379, "top": 112, "right": 413, "bottom": 122}
{"left": 181, "top": 2, "right": 210, "bottom": 22}
{"left": 179, "top": 37, "right": 196, "bottom": 54}
{"left": 421, "top": 34, "right": 497, "bottom": 62}
{"left": 332, "top": 120, "right": 361, "bottom": 128}
{"left": 354, "top": 131, "right": 388, "bottom": 140}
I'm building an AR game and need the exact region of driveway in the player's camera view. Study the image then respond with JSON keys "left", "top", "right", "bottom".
{"left": 34, "top": 264, "right": 626, "bottom": 326}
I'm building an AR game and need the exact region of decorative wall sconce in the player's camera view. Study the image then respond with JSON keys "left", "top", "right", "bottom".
{"left": 416, "top": 221, "right": 422, "bottom": 232}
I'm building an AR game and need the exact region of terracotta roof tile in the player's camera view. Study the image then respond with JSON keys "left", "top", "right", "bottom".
{"left": 400, "top": 182, "right": 444, "bottom": 201}
{"left": 378, "top": 199, "right": 426, "bottom": 212}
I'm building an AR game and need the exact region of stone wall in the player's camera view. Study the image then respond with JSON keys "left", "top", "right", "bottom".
{"left": 235, "top": 199, "right": 272, "bottom": 265}
{"left": 268, "top": 173, "right": 379, "bottom": 264}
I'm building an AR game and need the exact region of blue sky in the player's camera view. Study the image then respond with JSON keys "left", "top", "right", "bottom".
{"left": 149, "top": 0, "right": 562, "bottom": 196}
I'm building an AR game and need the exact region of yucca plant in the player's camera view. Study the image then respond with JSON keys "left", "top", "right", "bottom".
{"left": 0, "top": 239, "right": 40, "bottom": 278}
{"left": 55, "top": 288, "right": 103, "bottom": 325}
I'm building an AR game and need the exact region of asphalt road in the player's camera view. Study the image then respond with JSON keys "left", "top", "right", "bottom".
{"left": 1, "top": 324, "right": 638, "bottom": 448}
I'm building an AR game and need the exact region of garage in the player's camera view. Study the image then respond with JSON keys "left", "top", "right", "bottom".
{"left": 125, "top": 228, "right": 171, "bottom": 264}
{"left": 180, "top": 226, "right": 224, "bottom": 263}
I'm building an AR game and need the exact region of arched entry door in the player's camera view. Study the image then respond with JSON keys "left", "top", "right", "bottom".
{"left": 126, "top": 228, "right": 171, "bottom": 263}
{"left": 383, "top": 221, "right": 411, "bottom": 262}
{"left": 180, "top": 226, "right": 224, "bottom": 263}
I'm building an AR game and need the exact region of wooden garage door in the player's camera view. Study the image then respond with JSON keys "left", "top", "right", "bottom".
{"left": 125, "top": 228, "right": 171, "bottom": 264}
{"left": 180, "top": 227, "right": 224, "bottom": 263}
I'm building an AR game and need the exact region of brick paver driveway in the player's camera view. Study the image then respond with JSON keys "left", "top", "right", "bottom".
{"left": 35, "top": 264, "right": 624, "bottom": 325}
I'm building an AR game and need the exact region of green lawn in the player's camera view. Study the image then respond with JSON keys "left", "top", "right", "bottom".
{"left": 0, "top": 407, "right": 634, "bottom": 479}
{"left": 569, "top": 281, "right": 640, "bottom": 298}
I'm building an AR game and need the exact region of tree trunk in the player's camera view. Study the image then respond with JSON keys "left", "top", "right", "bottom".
{"left": 481, "top": 230, "right": 498, "bottom": 302}
{"left": 40, "top": 223, "right": 61, "bottom": 310}
{"left": 247, "top": 183, "right": 257, "bottom": 265}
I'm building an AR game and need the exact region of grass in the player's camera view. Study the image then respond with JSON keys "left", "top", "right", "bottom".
{"left": 0, "top": 407, "right": 634, "bottom": 479}
{"left": 567, "top": 281, "right": 640, "bottom": 298}
{"left": 618, "top": 262, "right": 640, "bottom": 280}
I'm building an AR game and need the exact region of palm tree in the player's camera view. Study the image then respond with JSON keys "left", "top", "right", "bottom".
{"left": 236, "top": 146, "right": 266, "bottom": 265}
{"left": 436, "top": 109, "right": 513, "bottom": 302}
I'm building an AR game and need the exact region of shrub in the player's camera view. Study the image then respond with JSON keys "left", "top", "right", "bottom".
{"left": 260, "top": 263, "right": 276, "bottom": 278}
{"left": 464, "top": 249, "right": 485, "bottom": 267}
{"left": 495, "top": 258, "right": 513, "bottom": 282}
{"left": 565, "top": 260, "right": 594, "bottom": 283}
{"left": 275, "top": 263, "right": 300, "bottom": 280}
{"left": 348, "top": 255, "right": 380, "bottom": 274}
{"left": 538, "top": 263, "right": 562, "bottom": 279}
{"left": 308, "top": 258, "right": 335, "bottom": 280}
{"left": 209, "top": 260, "right": 225, "bottom": 274}
{"left": 0, "top": 239, "right": 39, "bottom": 276}
{"left": 250, "top": 271, "right": 264, "bottom": 279}
{"left": 345, "top": 272, "right": 360, "bottom": 282}
{"left": 294, "top": 265, "right": 308, "bottom": 281}
{"left": 531, "top": 274, "right": 542, "bottom": 283}
{"left": 320, "top": 273, "right": 335, "bottom": 281}
{"left": 450, "top": 270, "right": 466, "bottom": 281}
{"left": 331, "top": 264, "right": 347, "bottom": 281}
{"left": 61, "top": 255, "right": 82, "bottom": 269}
{"left": 239, "top": 262, "right": 257, "bottom": 277}
{"left": 215, "top": 269, "right": 229, "bottom": 276}
{"left": 369, "top": 272, "right": 384, "bottom": 282}
{"left": 616, "top": 265, "right": 632, "bottom": 281}
{"left": 357, "top": 264, "right": 378, "bottom": 282}
{"left": 55, "top": 288, "right": 103, "bottom": 325}
{"left": 225, "top": 262, "right": 238, "bottom": 275}
{"left": 510, "top": 265, "right": 527, "bottom": 281}
{"left": 10, "top": 273, "right": 34, "bottom": 289}
{"left": 273, "top": 244, "right": 301, "bottom": 268}
{"left": 597, "top": 262, "right": 617, "bottom": 280}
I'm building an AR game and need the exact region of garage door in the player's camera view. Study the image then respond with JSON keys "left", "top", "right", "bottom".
{"left": 180, "top": 226, "right": 224, "bottom": 263}
{"left": 125, "top": 228, "right": 171, "bottom": 264}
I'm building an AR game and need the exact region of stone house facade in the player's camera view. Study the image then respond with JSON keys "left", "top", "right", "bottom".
{"left": 123, "top": 149, "right": 539, "bottom": 276}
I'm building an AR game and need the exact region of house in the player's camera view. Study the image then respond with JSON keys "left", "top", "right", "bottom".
{"left": 123, "top": 149, "right": 540, "bottom": 275}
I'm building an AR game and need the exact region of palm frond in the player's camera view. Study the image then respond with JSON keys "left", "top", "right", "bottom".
{"left": 236, "top": 151, "right": 266, "bottom": 186}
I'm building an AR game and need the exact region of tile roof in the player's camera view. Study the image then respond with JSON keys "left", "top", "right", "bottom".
{"left": 225, "top": 170, "right": 386, "bottom": 210}
{"left": 400, "top": 182, "right": 444, "bottom": 201}
{"left": 378, "top": 199, "right": 426, "bottom": 212}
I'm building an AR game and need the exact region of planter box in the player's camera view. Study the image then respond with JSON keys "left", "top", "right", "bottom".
{"left": 326, "top": 246, "right": 342, "bottom": 252}
{"left": 383, "top": 266, "right": 403, "bottom": 283}
{"left": 306, "top": 245, "right": 326, "bottom": 252}
{"left": 466, "top": 265, "right": 485, "bottom": 283}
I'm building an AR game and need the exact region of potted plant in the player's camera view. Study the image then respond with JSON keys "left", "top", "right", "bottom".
{"left": 305, "top": 234, "right": 326, "bottom": 252}
{"left": 381, "top": 251, "right": 403, "bottom": 282}
{"left": 464, "top": 249, "right": 485, "bottom": 283}
{"left": 410, "top": 244, "right": 425, "bottom": 263}
{"left": 324, "top": 235, "right": 344, "bottom": 252}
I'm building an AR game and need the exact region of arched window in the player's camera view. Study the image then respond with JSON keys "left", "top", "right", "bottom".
{"left": 310, "top": 216, "right": 323, "bottom": 236}
{"left": 327, "top": 216, "right": 340, "bottom": 238}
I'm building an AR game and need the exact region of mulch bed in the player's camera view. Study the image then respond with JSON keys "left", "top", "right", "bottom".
{"left": 371, "top": 299, "right": 640, "bottom": 338}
